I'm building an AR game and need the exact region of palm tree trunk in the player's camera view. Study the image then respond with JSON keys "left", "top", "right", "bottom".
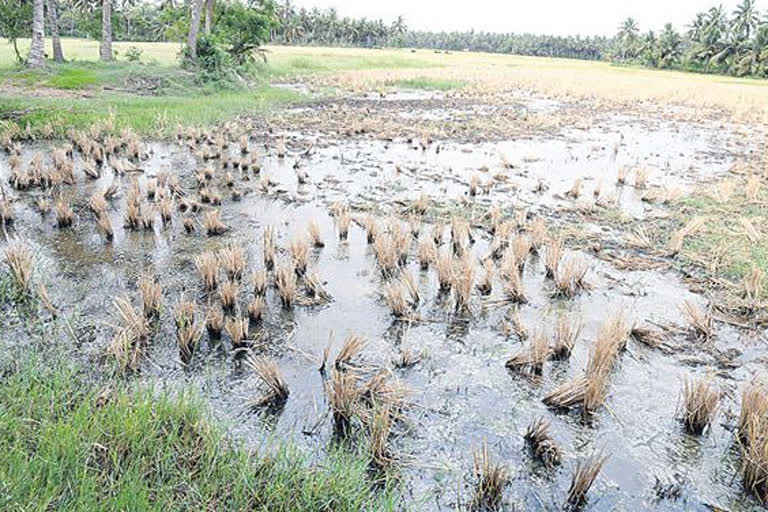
{"left": 99, "top": 0, "right": 113, "bottom": 62}
{"left": 47, "top": 0, "right": 64, "bottom": 63}
{"left": 187, "top": 0, "right": 204, "bottom": 60}
{"left": 26, "top": 0, "right": 46, "bottom": 69}
{"left": 204, "top": 0, "right": 214, "bottom": 35}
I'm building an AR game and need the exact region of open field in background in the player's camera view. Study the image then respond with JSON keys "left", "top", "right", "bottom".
{"left": 1, "top": 40, "right": 767, "bottom": 137}
{"left": 2, "top": 38, "right": 768, "bottom": 511}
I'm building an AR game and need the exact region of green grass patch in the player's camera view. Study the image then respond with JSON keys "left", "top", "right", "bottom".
{"left": 0, "top": 84, "right": 300, "bottom": 137}
{"left": 388, "top": 76, "right": 466, "bottom": 91}
{"left": 45, "top": 67, "right": 101, "bottom": 89}
{"left": 3, "top": 60, "right": 200, "bottom": 93}
{"left": 0, "top": 358, "right": 399, "bottom": 511}
{"left": 674, "top": 185, "right": 768, "bottom": 298}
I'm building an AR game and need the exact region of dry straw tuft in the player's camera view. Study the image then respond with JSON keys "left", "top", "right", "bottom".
{"left": 544, "top": 313, "right": 628, "bottom": 415}
{"left": 553, "top": 253, "right": 590, "bottom": 298}
{"left": 263, "top": 226, "right": 276, "bottom": 270}
{"left": 335, "top": 335, "right": 367, "bottom": 371}
{"left": 138, "top": 274, "right": 162, "bottom": 319}
{"left": 567, "top": 451, "right": 609, "bottom": 508}
{"left": 739, "top": 382, "right": 768, "bottom": 503}
{"left": 374, "top": 233, "right": 399, "bottom": 275}
{"left": 204, "top": 209, "right": 227, "bottom": 236}
{"left": 327, "top": 370, "right": 360, "bottom": 436}
{"left": 247, "top": 296, "right": 265, "bottom": 323}
{"left": 384, "top": 280, "right": 412, "bottom": 319}
{"left": 246, "top": 355, "right": 290, "bottom": 409}
{"left": 218, "top": 280, "right": 238, "bottom": 313}
{"left": 743, "top": 266, "right": 764, "bottom": 303}
{"left": 218, "top": 243, "right": 245, "bottom": 281}
{"left": 174, "top": 299, "right": 203, "bottom": 364}
{"left": 55, "top": 198, "right": 73, "bottom": 228}
{"left": 337, "top": 206, "right": 351, "bottom": 240}
{"left": 566, "top": 177, "right": 583, "bottom": 199}
{"left": 195, "top": 251, "right": 219, "bottom": 291}
{"left": 551, "top": 314, "right": 583, "bottom": 360}
{"left": 275, "top": 263, "right": 297, "bottom": 309}
{"left": 4, "top": 243, "right": 33, "bottom": 295}
{"left": 252, "top": 269, "right": 267, "bottom": 297}
{"left": 205, "top": 306, "right": 224, "bottom": 340}
{"left": 681, "top": 375, "right": 719, "bottom": 435}
{"left": 225, "top": 316, "right": 249, "bottom": 350}
{"left": 290, "top": 236, "right": 310, "bottom": 275}
{"left": 419, "top": 237, "right": 437, "bottom": 270}
{"left": 680, "top": 300, "right": 714, "bottom": 341}
{"left": 476, "top": 259, "right": 493, "bottom": 296}
{"left": 470, "top": 442, "right": 508, "bottom": 511}
{"left": 307, "top": 220, "right": 324, "bottom": 248}
{"left": 452, "top": 255, "right": 475, "bottom": 312}
{"left": 107, "top": 296, "right": 150, "bottom": 373}
{"left": 543, "top": 237, "right": 562, "bottom": 279}
{"left": 524, "top": 417, "right": 561, "bottom": 468}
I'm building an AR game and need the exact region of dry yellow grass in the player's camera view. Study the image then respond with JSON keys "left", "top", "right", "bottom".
{"left": 680, "top": 300, "right": 714, "bottom": 340}
{"left": 4, "top": 243, "right": 33, "bottom": 294}
{"left": 568, "top": 452, "right": 608, "bottom": 508}
{"left": 138, "top": 274, "right": 162, "bottom": 319}
{"left": 246, "top": 356, "right": 290, "bottom": 408}
{"left": 218, "top": 280, "right": 238, "bottom": 312}
{"left": 174, "top": 298, "right": 202, "bottom": 364}
{"left": 739, "top": 382, "right": 768, "bottom": 503}
{"left": 524, "top": 417, "right": 561, "bottom": 468}
{"left": 552, "top": 314, "right": 583, "bottom": 360}
{"left": 505, "top": 330, "right": 549, "bottom": 376}
{"left": 275, "top": 263, "right": 297, "bottom": 308}
{"left": 335, "top": 335, "right": 367, "bottom": 371}
{"left": 470, "top": 441, "right": 508, "bottom": 511}
{"left": 268, "top": 46, "right": 768, "bottom": 122}
{"left": 218, "top": 243, "right": 245, "bottom": 281}
{"left": 195, "top": 250, "right": 219, "bottom": 292}
{"left": 681, "top": 375, "right": 720, "bottom": 435}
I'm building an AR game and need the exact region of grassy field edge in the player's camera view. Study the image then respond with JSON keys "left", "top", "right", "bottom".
{"left": 0, "top": 355, "right": 399, "bottom": 511}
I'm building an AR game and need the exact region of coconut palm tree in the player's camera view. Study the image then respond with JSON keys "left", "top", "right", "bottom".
{"left": 46, "top": 0, "right": 64, "bottom": 62}
{"left": 204, "top": 0, "right": 214, "bottom": 34}
{"left": 733, "top": 0, "right": 760, "bottom": 39}
{"left": 392, "top": 15, "right": 406, "bottom": 35}
{"left": 638, "top": 30, "right": 658, "bottom": 66}
{"left": 27, "top": 0, "right": 46, "bottom": 68}
{"left": 658, "top": 23, "right": 683, "bottom": 68}
{"left": 99, "top": 0, "right": 112, "bottom": 61}
{"left": 688, "top": 11, "right": 707, "bottom": 41}
{"left": 186, "top": 0, "right": 204, "bottom": 60}
{"left": 616, "top": 17, "right": 640, "bottom": 59}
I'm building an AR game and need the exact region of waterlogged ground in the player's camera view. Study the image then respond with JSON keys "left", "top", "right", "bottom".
{"left": 1, "top": 89, "right": 766, "bottom": 511}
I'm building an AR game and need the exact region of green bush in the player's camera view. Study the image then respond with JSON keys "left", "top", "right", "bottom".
{"left": 181, "top": 0, "right": 276, "bottom": 82}
{"left": 125, "top": 46, "right": 143, "bottom": 63}
{"left": 215, "top": 0, "right": 275, "bottom": 65}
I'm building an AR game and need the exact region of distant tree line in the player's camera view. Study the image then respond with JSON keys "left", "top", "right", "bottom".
{"left": 3, "top": 0, "right": 768, "bottom": 78}
{"left": 614, "top": 0, "right": 768, "bottom": 77}
{"left": 269, "top": 3, "right": 611, "bottom": 60}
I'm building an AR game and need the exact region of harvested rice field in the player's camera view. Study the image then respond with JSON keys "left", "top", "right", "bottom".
{"left": 2, "top": 45, "right": 768, "bottom": 511}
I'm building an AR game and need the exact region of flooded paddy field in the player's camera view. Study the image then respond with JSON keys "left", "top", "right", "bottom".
{"left": 1, "top": 86, "right": 767, "bottom": 511}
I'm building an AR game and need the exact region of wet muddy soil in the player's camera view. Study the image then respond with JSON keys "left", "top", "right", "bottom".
{"left": 1, "top": 88, "right": 766, "bottom": 511}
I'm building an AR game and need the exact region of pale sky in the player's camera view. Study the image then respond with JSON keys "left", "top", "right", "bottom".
{"left": 291, "top": 0, "right": 749, "bottom": 36}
